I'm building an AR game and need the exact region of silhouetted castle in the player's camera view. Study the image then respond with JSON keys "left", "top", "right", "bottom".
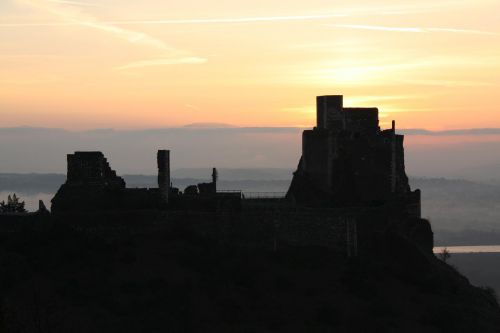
{"left": 47, "top": 95, "right": 431, "bottom": 256}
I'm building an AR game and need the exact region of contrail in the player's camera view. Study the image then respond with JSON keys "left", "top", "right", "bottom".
{"left": 117, "top": 57, "right": 207, "bottom": 70}
{"left": 331, "top": 24, "right": 498, "bottom": 36}
{"left": 48, "top": 0, "right": 100, "bottom": 6}
{"left": 427, "top": 28, "right": 499, "bottom": 36}
{"left": 0, "top": 13, "right": 348, "bottom": 27}
{"left": 334, "top": 24, "right": 424, "bottom": 33}
{"left": 3, "top": 20, "right": 498, "bottom": 37}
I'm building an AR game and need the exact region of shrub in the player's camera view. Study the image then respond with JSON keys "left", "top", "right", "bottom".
{"left": 438, "top": 248, "right": 451, "bottom": 263}
{"left": 0, "top": 194, "right": 27, "bottom": 213}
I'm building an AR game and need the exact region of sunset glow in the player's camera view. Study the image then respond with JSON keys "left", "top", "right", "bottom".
{"left": 1, "top": 0, "right": 499, "bottom": 130}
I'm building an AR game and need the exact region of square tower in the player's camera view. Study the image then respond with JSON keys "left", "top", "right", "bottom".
{"left": 316, "top": 95, "right": 344, "bottom": 130}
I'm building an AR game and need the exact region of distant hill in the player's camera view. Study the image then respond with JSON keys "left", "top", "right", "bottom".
{"left": 171, "top": 168, "right": 294, "bottom": 181}
{"left": 183, "top": 122, "right": 238, "bottom": 128}
{"left": 451, "top": 163, "right": 500, "bottom": 183}
{"left": 2, "top": 126, "right": 500, "bottom": 180}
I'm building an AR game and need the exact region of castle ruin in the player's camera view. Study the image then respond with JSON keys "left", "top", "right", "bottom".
{"left": 48, "top": 95, "right": 431, "bottom": 256}
{"left": 287, "top": 95, "right": 420, "bottom": 217}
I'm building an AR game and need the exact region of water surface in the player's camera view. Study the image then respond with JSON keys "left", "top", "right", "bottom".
{"left": 434, "top": 246, "right": 500, "bottom": 254}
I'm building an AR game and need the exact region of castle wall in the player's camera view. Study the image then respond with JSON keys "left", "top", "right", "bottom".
{"left": 302, "top": 130, "right": 330, "bottom": 193}
{"left": 66, "top": 152, "right": 125, "bottom": 187}
{"left": 48, "top": 207, "right": 353, "bottom": 253}
{"left": 343, "top": 108, "right": 379, "bottom": 134}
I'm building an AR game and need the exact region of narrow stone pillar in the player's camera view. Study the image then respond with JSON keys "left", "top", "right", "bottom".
{"left": 157, "top": 150, "right": 170, "bottom": 204}
{"left": 212, "top": 168, "right": 218, "bottom": 193}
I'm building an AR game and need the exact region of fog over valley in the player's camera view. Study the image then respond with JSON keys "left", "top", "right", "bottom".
{"left": 2, "top": 127, "right": 500, "bottom": 182}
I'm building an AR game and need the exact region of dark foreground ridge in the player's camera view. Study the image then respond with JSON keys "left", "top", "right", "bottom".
{"left": 1, "top": 95, "right": 500, "bottom": 332}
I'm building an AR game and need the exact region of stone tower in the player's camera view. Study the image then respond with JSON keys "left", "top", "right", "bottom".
{"left": 212, "top": 168, "right": 218, "bottom": 193}
{"left": 286, "top": 95, "right": 421, "bottom": 217}
{"left": 157, "top": 150, "right": 170, "bottom": 204}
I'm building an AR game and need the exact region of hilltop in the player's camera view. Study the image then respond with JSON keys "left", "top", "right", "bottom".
{"left": 1, "top": 224, "right": 499, "bottom": 333}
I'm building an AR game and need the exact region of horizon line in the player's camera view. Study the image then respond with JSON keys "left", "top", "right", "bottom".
{"left": 2, "top": 126, "right": 500, "bottom": 136}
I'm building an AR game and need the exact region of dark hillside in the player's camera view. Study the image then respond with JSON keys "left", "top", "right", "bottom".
{"left": 1, "top": 224, "right": 499, "bottom": 333}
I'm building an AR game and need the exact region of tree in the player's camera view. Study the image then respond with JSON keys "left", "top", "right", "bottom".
{"left": 0, "top": 194, "right": 27, "bottom": 213}
{"left": 438, "top": 247, "right": 451, "bottom": 263}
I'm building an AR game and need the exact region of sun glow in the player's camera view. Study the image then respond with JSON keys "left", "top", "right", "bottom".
{"left": 1, "top": 0, "right": 500, "bottom": 130}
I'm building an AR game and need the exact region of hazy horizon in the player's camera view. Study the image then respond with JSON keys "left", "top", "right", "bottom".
{"left": 2, "top": 126, "right": 500, "bottom": 182}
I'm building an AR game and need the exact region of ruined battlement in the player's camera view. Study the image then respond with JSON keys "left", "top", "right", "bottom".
{"left": 51, "top": 149, "right": 233, "bottom": 213}
{"left": 52, "top": 151, "right": 169, "bottom": 212}
{"left": 315, "top": 95, "right": 379, "bottom": 134}
{"left": 67, "top": 151, "right": 125, "bottom": 188}
{"left": 287, "top": 95, "right": 420, "bottom": 217}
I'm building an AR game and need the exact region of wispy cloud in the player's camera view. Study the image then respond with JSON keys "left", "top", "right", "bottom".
{"left": 2, "top": 1, "right": 494, "bottom": 28}
{"left": 16, "top": 0, "right": 174, "bottom": 51}
{"left": 48, "top": 0, "right": 100, "bottom": 7}
{"left": 331, "top": 24, "right": 499, "bottom": 36}
{"left": 333, "top": 24, "right": 424, "bottom": 33}
{"left": 345, "top": 95, "right": 420, "bottom": 105}
{"left": 184, "top": 104, "right": 201, "bottom": 112}
{"left": 0, "top": 13, "right": 348, "bottom": 27}
{"left": 394, "top": 79, "right": 494, "bottom": 87}
{"left": 401, "top": 128, "right": 500, "bottom": 136}
{"left": 105, "top": 14, "right": 348, "bottom": 25}
{"left": 116, "top": 57, "right": 207, "bottom": 70}
{"left": 13, "top": 0, "right": 207, "bottom": 68}
{"left": 426, "top": 28, "right": 499, "bottom": 36}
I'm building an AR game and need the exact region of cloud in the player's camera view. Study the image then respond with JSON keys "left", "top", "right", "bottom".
{"left": 3, "top": 1, "right": 495, "bottom": 28}
{"left": 331, "top": 24, "right": 498, "bottom": 36}
{"left": 116, "top": 57, "right": 207, "bottom": 70}
{"left": 401, "top": 128, "right": 500, "bottom": 136}
{"left": 13, "top": 0, "right": 207, "bottom": 68}
{"left": 426, "top": 28, "right": 499, "bottom": 36}
{"left": 17, "top": 0, "right": 174, "bottom": 51}
{"left": 0, "top": 13, "right": 348, "bottom": 27}
{"left": 13, "top": 0, "right": 206, "bottom": 56}
{"left": 48, "top": 0, "right": 100, "bottom": 7}
{"left": 104, "top": 14, "right": 348, "bottom": 25}
{"left": 333, "top": 24, "right": 424, "bottom": 33}
{"left": 393, "top": 79, "right": 493, "bottom": 87}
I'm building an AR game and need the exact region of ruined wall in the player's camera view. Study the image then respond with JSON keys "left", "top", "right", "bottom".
{"left": 46, "top": 190, "right": 433, "bottom": 257}
{"left": 343, "top": 108, "right": 379, "bottom": 134}
{"left": 302, "top": 130, "right": 330, "bottom": 194}
{"left": 67, "top": 152, "right": 125, "bottom": 187}
{"left": 53, "top": 151, "right": 172, "bottom": 212}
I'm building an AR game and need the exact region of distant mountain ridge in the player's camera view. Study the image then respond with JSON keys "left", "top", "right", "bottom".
{"left": 2, "top": 126, "right": 500, "bottom": 177}
{"left": 4, "top": 126, "right": 500, "bottom": 134}
{"left": 183, "top": 122, "right": 238, "bottom": 128}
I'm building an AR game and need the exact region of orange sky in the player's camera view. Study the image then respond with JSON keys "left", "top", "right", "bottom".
{"left": 1, "top": 0, "right": 500, "bottom": 130}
